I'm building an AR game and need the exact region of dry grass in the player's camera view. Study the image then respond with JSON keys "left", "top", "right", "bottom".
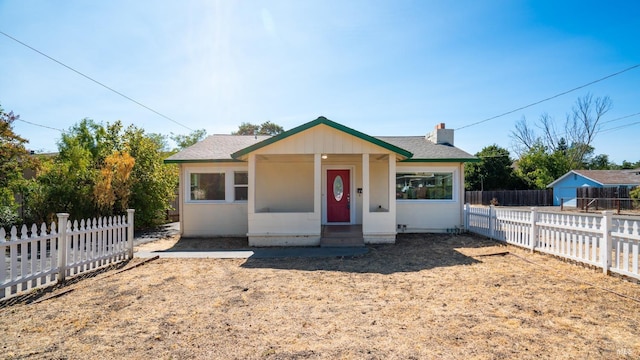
{"left": 2, "top": 233, "right": 640, "bottom": 359}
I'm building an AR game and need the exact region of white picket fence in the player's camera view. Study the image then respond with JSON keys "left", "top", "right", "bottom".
{"left": 465, "top": 205, "right": 640, "bottom": 280}
{"left": 1, "top": 210, "right": 135, "bottom": 300}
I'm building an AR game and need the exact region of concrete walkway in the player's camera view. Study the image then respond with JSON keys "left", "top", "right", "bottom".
{"left": 136, "top": 247, "right": 369, "bottom": 259}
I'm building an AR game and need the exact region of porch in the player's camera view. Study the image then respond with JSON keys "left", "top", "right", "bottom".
{"left": 245, "top": 152, "right": 398, "bottom": 247}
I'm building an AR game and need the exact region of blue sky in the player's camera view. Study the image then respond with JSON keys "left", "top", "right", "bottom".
{"left": 1, "top": 0, "right": 638, "bottom": 163}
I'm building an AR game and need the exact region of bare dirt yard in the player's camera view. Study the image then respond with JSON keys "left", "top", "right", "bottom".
{"left": 2, "top": 233, "right": 639, "bottom": 359}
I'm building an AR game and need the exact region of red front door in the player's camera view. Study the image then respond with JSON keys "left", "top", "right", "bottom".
{"left": 327, "top": 169, "right": 350, "bottom": 223}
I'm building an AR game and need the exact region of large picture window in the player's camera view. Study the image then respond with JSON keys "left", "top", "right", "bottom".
{"left": 190, "top": 173, "right": 225, "bottom": 201}
{"left": 396, "top": 172, "right": 453, "bottom": 200}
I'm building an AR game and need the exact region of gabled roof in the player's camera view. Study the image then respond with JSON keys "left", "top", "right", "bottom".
{"left": 377, "top": 136, "right": 478, "bottom": 162}
{"left": 547, "top": 169, "right": 640, "bottom": 188}
{"left": 165, "top": 116, "right": 478, "bottom": 164}
{"left": 164, "top": 135, "right": 271, "bottom": 163}
{"left": 230, "top": 116, "right": 413, "bottom": 159}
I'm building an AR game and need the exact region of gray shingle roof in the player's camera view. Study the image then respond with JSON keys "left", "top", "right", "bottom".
{"left": 165, "top": 134, "right": 476, "bottom": 163}
{"left": 164, "top": 135, "right": 271, "bottom": 162}
{"left": 573, "top": 169, "right": 640, "bottom": 185}
{"left": 376, "top": 136, "right": 476, "bottom": 161}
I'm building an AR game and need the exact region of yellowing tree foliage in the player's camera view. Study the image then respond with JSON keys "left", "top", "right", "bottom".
{"left": 94, "top": 151, "right": 135, "bottom": 214}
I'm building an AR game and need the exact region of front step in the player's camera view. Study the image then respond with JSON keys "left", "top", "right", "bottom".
{"left": 320, "top": 225, "right": 364, "bottom": 247}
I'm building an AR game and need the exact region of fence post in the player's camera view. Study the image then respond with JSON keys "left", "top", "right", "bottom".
{"left": 530, "top": 207, "right": 538, "bottom": 252}
{"left": 601, "top": 210, "right": 613, "bottom": 274}
{"left": 56, "top": 213, "right": 69, "bottom": 282}
{"left": 464, "top": 203, "right": 470, "bottom": 231}
{"left": 127, "top": 209, "right": 135, "bottom": 259}
{"left": 488, "top": 205, "right": 495, "bottom": 240}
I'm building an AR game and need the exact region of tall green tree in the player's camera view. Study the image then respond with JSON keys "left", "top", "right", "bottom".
{"left": 619, "top": 160, "right": 640, "bottom": 169}
{"left": 0, "top": 105, "right": 30, "bottom": 226}
{"left": 514, "top": 142, "right": 570, "bottom": 189}
{"left": 27, "top": 119, "right": 177, "bottom": 227}
{"left": 465, "top": 145, "right": 523, "bottom": 191}
{"left": 587, "top": 154, "right": 614, "bottom": 170}
{"left": 123, "top": 125, "right": 178, "bottom": 227}
{"left": 170, "top": 129, "right": 207, "bottom": 150}
{"left": 232, "top": 121, "right": 284, "bottom": 136}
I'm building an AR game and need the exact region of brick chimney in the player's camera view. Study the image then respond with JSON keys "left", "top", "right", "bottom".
{"left": 426, "top": 123, "right": 454, "bottom": 145}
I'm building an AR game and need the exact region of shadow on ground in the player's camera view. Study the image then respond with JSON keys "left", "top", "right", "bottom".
{"left": 0, "top": 260, "right": 131, "bottom": 309}
{"left": 240, "top": 233, "right": 502, "bottom": 274}
{"left": 160, "top": 237, "right": 249, "bottom": 251}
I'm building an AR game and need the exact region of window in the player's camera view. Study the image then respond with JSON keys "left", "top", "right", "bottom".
{"left": 190, "top": 173, "right": 225, "bottom": 201}
{"left": 234, "top": 171, "right": 248, "bottom": 201}
{"left": 396, "top": 172, "right": 453, "bottom": 200}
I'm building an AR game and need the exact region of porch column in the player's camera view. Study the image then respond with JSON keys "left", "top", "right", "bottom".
{"left": 362, "top": 153, "right": 370, "bottom": 225}
{"left": 388, "top": 154, "right": 396, "bottom": 218}
{"left": 248, "top": 153, "right": 256, "bottom": 216}
{"left": 314, "top": 153, "right": 321, "bottom": 217}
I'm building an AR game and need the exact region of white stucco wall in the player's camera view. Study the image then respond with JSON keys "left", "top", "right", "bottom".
{"left": 182, "top": 203, "right": 248, "bottom": 236}
{"left": 369, "top": 157, "right": 390, "bottom": 211}
{"left": 255, "top": 156, "right": 314, "bottom": 212}
{"left": 395, "top": 162, "right": 464, "bottom": 232}
{"left": 180, "top": 163, "right": 249, "bottom": 237}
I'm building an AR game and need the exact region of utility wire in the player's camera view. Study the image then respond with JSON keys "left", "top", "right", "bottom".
{"left": 544, "top": 111, "right": 640, "bottom": 139}
{"left": 456, "top": 64, "right": 640, "bottom": 131}
{"left": 600, "top": 111, "right": 640, "bottom": 125}
{"left": 600, "top": 120, "right": 640, "bottom": 134}
{"left": 0, "top": 30, "right": 193, "bottom": 132}
{"left": 16, "top": 118, "right": 65, "bottom": 132}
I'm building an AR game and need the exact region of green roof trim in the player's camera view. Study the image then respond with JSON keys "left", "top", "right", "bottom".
{"left": 163, "top": 159, "right": 244, "bottom": 164}
{"left": 401, "top": 158, "right": 480, "bottom": 163}
{"left": 230, "top": 116, "right": 414, "bottom": 159}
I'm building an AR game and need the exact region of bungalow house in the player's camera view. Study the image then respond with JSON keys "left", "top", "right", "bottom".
{"left": 547, "top": 169, "right": 640, "bottom": 206}
{"left": 164, "top": 117, "right": 477, "bottom": 246}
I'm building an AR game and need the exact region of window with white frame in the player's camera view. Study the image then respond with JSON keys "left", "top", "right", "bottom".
{"left": 396, "top": 172, "right": 453, "bottom": 200}
{"left": 190, "top": 173, "right": 225, "bottom": 201}
{"left": 234, "top": 171, "right": 248, "bottom": 201}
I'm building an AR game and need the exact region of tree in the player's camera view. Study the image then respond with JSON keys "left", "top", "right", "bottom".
{"left": 232, "top": 121, "right": 284, "bottom": 136}
{"left": 619, "top": 160, "right": 640, "bottom": 169}
{"left": 0, "top": 105, "right": 31, "bottom": 226}
{"left": 465, "top": 145, "right": 523, "bottom": 191}
{"left": 93, "top": 151, "right": 135, "bottom": 215}
{"left": 258, "top": 121, "right": 284, "bottom": 136}
{"left": 170, "top": 129, "right": 207, "bottom": 150}
{"left": 587, "top": 154, "right": 613, "bottom": 170}
{"left": 123, "top": 125, "right": 178, "bottom": 228}
{"left": 631, "top": 186, "right": 640, "bottom": 208}
{"left": 514, "top": 142, "right": 570, "bottom": 189}
{"left": 511, "top": 94, "right": 612, "bottom": 169}
{"left": 26, "top": 119, "right": 178, "bottom": 227}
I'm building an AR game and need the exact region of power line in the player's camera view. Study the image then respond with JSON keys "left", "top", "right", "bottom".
{"left": 16, "top": 118, "right": 65, "bottom": 132}
{"left": 600, "top": 120, "right": 640, "bottom": 134}
{"left": 600, "top": 111, "right": 640, "bottom": 125}
{"left": 550, "top": 111, "right": 640, "bottom": 139}
{"left": 0, "top": 30, "right": 193, "bottom": 132}
{"left": 456, "top": 64, "right": 640, "bottom": 131}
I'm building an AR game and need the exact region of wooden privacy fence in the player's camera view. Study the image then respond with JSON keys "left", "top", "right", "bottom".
{"left": 1, "top": 209, "right": 135, "bottom": 300}
{"left": 465, "top": 205, "right": 640, "bottom": 281}
{"left": 465, "top": 189, "right": 553, "bottom": 206}
{"left": 575, "top": 186, "right": 637, "bottom": 211}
